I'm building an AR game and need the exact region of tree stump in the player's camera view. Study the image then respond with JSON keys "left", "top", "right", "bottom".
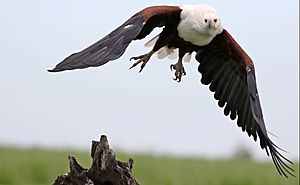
{"left": 53, "top": 135, "right": 139, "bottom": 185}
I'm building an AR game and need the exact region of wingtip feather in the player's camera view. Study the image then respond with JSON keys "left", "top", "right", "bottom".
{"left": 47, "top": 68, "right": 62, "bottom": 72}
{"left": 266, "top": 138, "right": 295, "bottom": 178}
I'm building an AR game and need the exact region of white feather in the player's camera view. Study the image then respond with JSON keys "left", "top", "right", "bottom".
{"left": 157, "top": 47, "right": 168, "bottom": 59}
{"left": 183, "top": 53, "right": 192, "bottom": 63}
{"left": 124, "top": 24, "right": 133, "bottom": 29}
{"left": 156, "top": 47, "right": 179, "bottom": 60}
{"left": 144, "top": 34, "right": 159, "bottom": 47}
{"left": 167, "top": 48, "right": 178, "bottom": 60}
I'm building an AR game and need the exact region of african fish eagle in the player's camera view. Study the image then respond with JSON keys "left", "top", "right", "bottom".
{"left": 48, "top": 4, "right": 294, "bottom": 177}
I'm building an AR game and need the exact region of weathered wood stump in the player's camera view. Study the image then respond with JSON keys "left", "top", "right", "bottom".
{"left": 53, "top": 135, "right": 139, "bottom": 185}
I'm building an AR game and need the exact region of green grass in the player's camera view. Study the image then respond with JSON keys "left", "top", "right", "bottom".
{"left": 0, "top": 146, "right": 298, "bottom": 185}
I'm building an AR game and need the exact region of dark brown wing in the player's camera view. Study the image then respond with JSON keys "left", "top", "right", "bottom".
{"left": 195, "top": 29, "right": 294, "bottom": 177}
{"left": 48, "top": 6, "right": 181, "bottom": 72}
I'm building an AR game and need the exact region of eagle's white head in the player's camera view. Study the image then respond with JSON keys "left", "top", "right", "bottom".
{"left": 178, "top": 4, "right": 223, "bottom": 46}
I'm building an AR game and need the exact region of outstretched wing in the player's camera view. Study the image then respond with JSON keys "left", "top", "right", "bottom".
{"left": 48, "top": 6, "right": 181, "bottom": 72}
{"left": 196, "top": 29, "right": 294, "bottom": 177}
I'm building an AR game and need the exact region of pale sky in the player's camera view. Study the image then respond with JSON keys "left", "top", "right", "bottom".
{"left": 0, "top": 0, "right": 298, "bottom": 162}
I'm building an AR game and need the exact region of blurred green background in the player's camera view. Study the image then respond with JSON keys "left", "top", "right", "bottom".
{"left": 0, "top": 146, "right": 298, "bottom": 185}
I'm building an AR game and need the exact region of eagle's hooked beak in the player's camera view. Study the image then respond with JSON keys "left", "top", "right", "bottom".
{"left": 208, "top": 20, "right": 212, "bottom": 29}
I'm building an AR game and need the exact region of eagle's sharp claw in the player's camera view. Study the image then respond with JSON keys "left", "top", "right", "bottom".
{"left": 130, "top": 51, "right": 154, "bottom": 72}
{"left": 170, "top": 60, "right": 185, "bottom": 82}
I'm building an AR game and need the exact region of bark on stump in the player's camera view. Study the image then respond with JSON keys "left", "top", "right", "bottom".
{"left": 53, "top": 135, "right": 139, "bottom": 185}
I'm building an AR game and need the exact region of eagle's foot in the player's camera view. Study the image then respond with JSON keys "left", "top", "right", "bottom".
{"left": 130, "top": 51, "right": 154, "bottom": 73}
{"left": 170, "top": 59, "right": 186, "bottom": 82}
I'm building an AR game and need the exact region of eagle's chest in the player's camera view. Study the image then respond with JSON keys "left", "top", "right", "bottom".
{"left": 177, "top": 21, "right": 215, "bottom": 47}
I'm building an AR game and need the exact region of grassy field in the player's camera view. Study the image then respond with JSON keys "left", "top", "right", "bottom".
{"left": 0, "top": 146, "right": 298, "bottom": 185}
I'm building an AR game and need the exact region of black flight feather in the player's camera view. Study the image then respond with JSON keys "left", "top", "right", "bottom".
{"left": 195, "top": 29, "right": 294, "bottom": 177}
